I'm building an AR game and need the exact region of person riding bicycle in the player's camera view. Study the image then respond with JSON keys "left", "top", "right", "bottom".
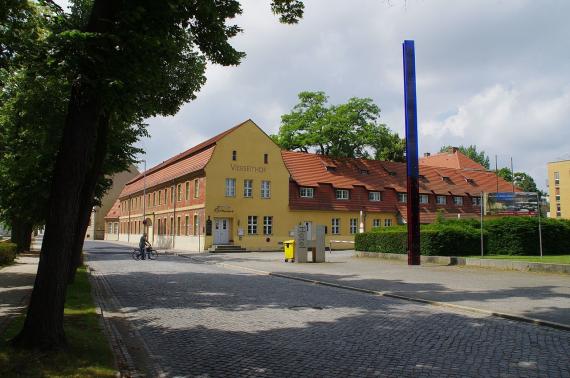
{"left": 139, "top": 233, "right": 151, "bottom": 260}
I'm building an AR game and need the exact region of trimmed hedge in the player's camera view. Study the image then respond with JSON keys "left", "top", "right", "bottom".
{"left": 355, "top": 226, "right": 483, "bottom": 256}
{"left": 357, "top": 217, "right": 570, "bottom": 256}
{"left": 0, "top": 242, "right": 17, "bottom": 265}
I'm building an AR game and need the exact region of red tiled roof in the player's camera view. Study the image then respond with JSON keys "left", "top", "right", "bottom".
{"left": 282, "top": 150, "right": 517, "bottom": 197}
{"left": 396, "top": 204, "right": 481, "bottom": 224}
{"left": 105, "top": 200, "right": 121, "bottom": 220}
{"left": 120, "top": 119, "right": 252, "bottom": 196}
{"left": 420, "top": 149, "right": 486, "bottom": 171}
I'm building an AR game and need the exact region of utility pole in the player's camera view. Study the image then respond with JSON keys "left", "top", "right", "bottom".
{"left": 403, "top": 40, "right": 420, "bottom": 266}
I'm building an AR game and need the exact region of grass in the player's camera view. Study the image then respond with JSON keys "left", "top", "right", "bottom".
{"left": 0, "top": 267, "right": 117, "bottom": 377}
{"left": 470, "top": 255, "right": 570, "bottom": 265}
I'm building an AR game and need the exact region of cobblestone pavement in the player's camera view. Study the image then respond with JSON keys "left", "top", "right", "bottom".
{"left": 183, "top": 250, "right": 570, "bottom": 327}
{"left": 85, "top": 242, "right": 570, "bottom": 378}
{"left": 0, "top": 256, "right": 38, "bottom": 333}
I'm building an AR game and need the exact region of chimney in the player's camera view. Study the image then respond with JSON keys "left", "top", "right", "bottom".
{"left": 448, "top": 147, "right": 458, "bottom": 154}
{"left": 423, "top": 152, "right": 431, "bottom": 157}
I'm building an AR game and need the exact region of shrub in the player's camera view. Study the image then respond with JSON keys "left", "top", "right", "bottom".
{"left": 0, "top": 242, "right": 17, "bottom": 265}
{"left": 356, "top": 225, "right": 483, "bottom": 256}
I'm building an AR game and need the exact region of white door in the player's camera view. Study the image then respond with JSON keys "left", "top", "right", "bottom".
{"left": 214, "top": 218, "right": 230, "bottom": 244}
{"left": 303, "top": 221, "right": 313, "bottom": 240}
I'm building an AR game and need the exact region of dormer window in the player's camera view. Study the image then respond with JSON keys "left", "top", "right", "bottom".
{"left": 368, "top": 191, "right": 382, "bottom": 201}
{"left": 326, "top": 166, "right": 336, "bottom": 172}
{"left": 360, "top": 169, "right": 369, "bottom": 175}
{"left": 335, "top": 189, "right": 349, "bottom": 200}
{"left": 441, "top": 175, "right": 450, "bottom": 181}
{"left": 465, "top": 178, "right": 475, "bottom": 184}
{"left": 232, "top": 150, "right": 237, "bottom": 161}
{"left": 300, "top": 187, "right": 314, "bottom": 198}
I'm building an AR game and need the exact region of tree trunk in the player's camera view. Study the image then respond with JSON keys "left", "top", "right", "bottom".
{"left": 11, "top": 0, "right": 117, "bottom": 350}
{"left": 10, "top": 218, "right": 32, "bottom": 253}
{"left": 68, "top": 115, "right": 109, "bottom": 285}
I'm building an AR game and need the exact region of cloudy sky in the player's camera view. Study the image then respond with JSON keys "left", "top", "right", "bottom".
{"left": 61, "top": 1, "right": 570, "bottom": 190}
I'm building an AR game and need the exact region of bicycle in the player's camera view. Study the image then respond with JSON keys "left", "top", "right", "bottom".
{"left": 132, "top": 247, "right": 158, "bottom": 260}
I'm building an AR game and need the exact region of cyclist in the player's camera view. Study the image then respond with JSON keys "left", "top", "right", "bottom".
{"left": 139, "top": 233, "right": 151, "bottom": 260}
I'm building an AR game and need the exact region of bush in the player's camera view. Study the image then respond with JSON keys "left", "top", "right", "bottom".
{"left": 356, "top": 225, "right": 483, "bottom": 256}
{"left": 0, "top": 242, "right": 17, "bottom": 265}
{"left": 485, "top": 217, "right": 570, "bottom": 255}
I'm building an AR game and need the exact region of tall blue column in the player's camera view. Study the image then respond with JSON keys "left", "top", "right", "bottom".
{"left": 403, "top": 40, "right": 421, "bottom": 265}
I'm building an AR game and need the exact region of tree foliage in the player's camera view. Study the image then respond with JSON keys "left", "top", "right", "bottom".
{"left": 439, "top": 144, "right": 490, "bottom": 169}
{"left": 496, "top": 168, "right": 541, "bottom": 194}
{"left": 273, "top": 91, "right": 405, "bottom": 161}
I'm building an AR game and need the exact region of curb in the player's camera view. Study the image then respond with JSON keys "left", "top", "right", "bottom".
{"left": 180, "top": 254, "right": 570, "bottom": 333}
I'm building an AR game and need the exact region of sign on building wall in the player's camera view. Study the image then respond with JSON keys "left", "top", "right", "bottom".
{"left": 484, "top": 192, "right": 539, "bottom": 216}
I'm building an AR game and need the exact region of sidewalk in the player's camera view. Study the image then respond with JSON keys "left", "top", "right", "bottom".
{"left": 183, "top": 251, "right": 570, "bottom": 329}
{"left": 0, "top": 256, "right": 38, "bottom": 333}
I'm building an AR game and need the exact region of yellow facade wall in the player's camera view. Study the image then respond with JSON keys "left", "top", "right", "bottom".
{"left": 548, "top": 160, "right": 570, "bottom": 219}
{"left": 204, "top": 121, "right": 292, "bottom": 250}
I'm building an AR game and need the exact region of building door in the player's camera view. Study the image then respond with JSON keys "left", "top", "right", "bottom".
{"left": 303, "top": 221, "right": 313, "bottom": 240}
{"left": 214, "top": 218, "right": 230, "bottom": 244}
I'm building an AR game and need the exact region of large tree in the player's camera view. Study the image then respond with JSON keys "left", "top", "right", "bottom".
{"left": 273, "top": 91, "right": 405, "bottom": 161}
{"left": 3, "top": 0, "right": 304, "bottom": 350}
{"left": 497, "top": 168, "right": 542, "bottom": 194}
{"left": 439, "top": 144, "right": 490, "bottom": 169}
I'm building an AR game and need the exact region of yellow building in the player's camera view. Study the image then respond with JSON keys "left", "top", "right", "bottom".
{"left": 547, "top": 159, "right": 570, "bottom": 218}
{"left": 108, "top": 119, "right": 513, "bottom": 251}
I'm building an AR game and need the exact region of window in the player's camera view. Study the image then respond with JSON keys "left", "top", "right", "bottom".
{"left": 193, "top": 214, "right": 199, "bottom": 235}
{"left": 453, "top": 196, "right": 463, "bottom": 206}
{"left": 247, "top": 216, "right": 258, "bottom": 234}
{"left": 336, "top": 189, "right": 349, "bottom": 200}
{"left": 436, "top": 195, "right": 447, "bottom": 205}
{"left": 185, "top": 182, "right": 190, "bottom": 200}
{"left": 176, "top": 217, "right": 181, "bottom": 236}
{"left": 350, "top": 218, "right": 358, "bottom": 234}
{"left": 373, "top": 219, "right": 380, "bottom": 228}
{"left": 147, "top": 194, "right": 151, "bottom": 207}
{"left": 194, "top": 179, "right": 200, "bottom": 198}
{"left": 420, "top": 194, "right": 429, "bottom": 204}
{"left": 177, "top": 184, "right": 182, "bottom": 201}
{"left": 264, "top": 153, "right": 268, "bottom": 164}
{"left": 331, "top": 218, "right": 340, "bottom": 234}
{"left": 156, "top": 191, "right": 160, "bottom": 205}
{"left": 185, "top": 215, "right": 189, "bottom": 236}
{"left": 170, "top": 186, "right": 175, "bottom": 203}
{"left": 244, "top": 179, "right": 253, "bottom": 198}
{"left": 170, "top": 217, "right": 174, "bottom": 235}
{"left": 384, "top": 219, "right": 392, "bottom": 227}
{"left": 369, "top": 191, "right": 382, "bottom": 201}
{"left": 554, "top": 171, "right": 560, "bottom": 185}
{"left": 472, "top": 197, "right": 481, "bottom": 206}
{"left": 398, "top": 193, "right": 407, "bottom": 203}
{"left": 261, "top": 180, "right": 271, "bottom": 198}
{"left": 300, "top": 187, "right": 314, "bottom": 198}
{"left": 232, "top": 150, "right": 237, "bottom": 161}
{"left": 263, "top": 216, "right": 273, "bottom": 235}
{"left": 556, "top": 195, "right": 561, "bottom": 202}
{"left": 225, "top": 178, "right": 236, "bottom": 197}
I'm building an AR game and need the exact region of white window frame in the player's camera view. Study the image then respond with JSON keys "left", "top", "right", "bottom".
{"left": 384, "top": 219, "right": 392, "bottom": 227}
{"left": 554, "top": 171, "right": 560, "bottom": 185}
{"left": 300, "top": 187, "right": 314, "bottom": 198}
{"left": 336, "top": 189, "right": 349, "bottom": 200}
{"left": 331, "top": 218, "right": 340, "bottom": 234}
{"left": 368, "top": 191, "right": 382, "bottom": 201}
{"left": 453, "top": 196, "right": 463, "bottom": 206}
{"left": 244, "top": 179, "right": 253, "bottom": 198}
{"left": 247, "top": 215, "right": 258, "bottom": 234}
{"left": 349, "top": 218, "right": 358, "bottom": 234}
{"left": 194, "top": 178, "right": 200, "bottom": 198}
{"left": 372, "top": 219, "right": 380, "bottom": 228}
{"left": 263, "top": 216, "right": 273, "bottom": 235}
{"left": 472, "top": 197, "right": 481, "bottom": 206}
{"left": 261, "top": 180, "right": 271, "bottom": 199}
{"left": 436, "top": 195, "right": 447, "bottom": 205}
{"left": 225, "top": 178, "right": 236, "bottom": 197}
{"left": 398, "top": 193, "right": 407, "bottom": 203}
{"left": 419, "top": 194, "right": 429, "bottom": 204}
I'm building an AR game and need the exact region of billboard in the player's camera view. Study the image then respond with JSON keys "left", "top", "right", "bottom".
{"left": 484, "top": 192, "right": 539, "bottom": 216}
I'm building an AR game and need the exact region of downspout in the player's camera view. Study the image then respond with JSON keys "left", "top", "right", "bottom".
{"left": 172, "top": 181, "right": 176, "bottom": 249}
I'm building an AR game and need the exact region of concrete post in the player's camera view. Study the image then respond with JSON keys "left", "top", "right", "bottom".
{"left": 294, "top": 224, "right": 308, "bottom": 263}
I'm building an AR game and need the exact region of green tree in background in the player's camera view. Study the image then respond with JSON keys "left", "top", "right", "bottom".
{"left": 439, "top": 145, "right": 490, "bottom": 169}
{"left": 273, "top": 91, "right": 405, "bottom": 161}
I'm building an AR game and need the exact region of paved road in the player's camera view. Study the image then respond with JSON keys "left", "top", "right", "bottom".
{"left": 0, "top": 256, "right": 38, "bottom": 333}
{"left": 186, "top": 250, "right": 570, "bottom": 327}
{"left": 85, "top": 241, "right": 570, "bottom": 377}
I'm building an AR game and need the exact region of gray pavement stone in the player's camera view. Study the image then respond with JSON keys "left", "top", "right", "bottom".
{"left": 0, "top": 255, "right": 38, "bottom": 333}
{"left": 85, "top": 241, "right": 570, "bottom": 378}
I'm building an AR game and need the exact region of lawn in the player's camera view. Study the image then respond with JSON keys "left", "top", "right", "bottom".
{"left": 471, "top": 255, "right": 570, "bottom": 265}
{"left": 0, "top": 267, "right": 116, "bottom": 377}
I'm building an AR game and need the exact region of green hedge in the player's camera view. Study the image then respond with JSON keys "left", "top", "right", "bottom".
{"left": 357, "top": 217, "right": 570, "bottom": 256}
{"left": 355, "top": 226, "right": 483, "bottom": 256}
{"left": 0, "top": 242, "right": 17, "bottom": 265}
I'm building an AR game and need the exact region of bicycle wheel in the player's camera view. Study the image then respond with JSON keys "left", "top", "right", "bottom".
{"left": 148, "top": 249, "right": 158, "bottom": 260}
{"left": 132, "top": 248, "right": 140, "bottom": 260}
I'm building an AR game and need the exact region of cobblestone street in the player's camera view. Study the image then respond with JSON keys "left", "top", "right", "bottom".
{"left": 85, "top": 242, "right": 570, "bottom": 377}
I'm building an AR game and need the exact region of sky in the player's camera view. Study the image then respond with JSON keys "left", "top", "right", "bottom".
{"left": 58, "top": 0, "right": 570, "bottom": 190}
